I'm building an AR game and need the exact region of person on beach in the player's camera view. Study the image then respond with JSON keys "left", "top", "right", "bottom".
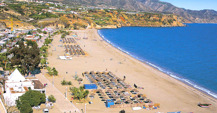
{"left": 123, "top": 76, "right": 126, "bottom": 81}
{"left": 134, "top": 84, "right": 137, "bottom": 88}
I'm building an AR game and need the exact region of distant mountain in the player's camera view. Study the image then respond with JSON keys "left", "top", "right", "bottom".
{"left": 138, "top": 0, "right": 217, "bottom": 23}
{"left": 52, "top": 0, "right": 217, "bottom": 23}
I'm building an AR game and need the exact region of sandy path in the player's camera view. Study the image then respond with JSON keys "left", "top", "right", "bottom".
{"left": 36, "top": 72, "right": 80, "bottom": 113}
{"left": 46, "top": 29, "right": 217, "bottom": 113}
{"left": 0, "top": 99, "right": 6, "bottom": 113}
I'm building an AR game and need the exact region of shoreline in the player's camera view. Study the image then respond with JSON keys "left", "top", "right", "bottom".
{"left": 95, "top": 24, "right": 186, "bottom": 29}
{"left": 47, "top": 29, "right": 217, "bottom": 112}
{"left": 97, "top": 30, "right": 217, "bottom": 100}
{"left": 95, "top": 29, "right": 217, "bottom": 103}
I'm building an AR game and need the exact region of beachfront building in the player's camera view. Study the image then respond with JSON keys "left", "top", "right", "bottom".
{"left": 3, "top": 69, "right": 45, "bottom": 106}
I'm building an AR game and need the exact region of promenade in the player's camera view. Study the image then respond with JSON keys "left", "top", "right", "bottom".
{"left": 36, "top": 73, "right": 80, "bottom": 113}
{"left": 0, "top": 99, "right": 6, "bottom": 113}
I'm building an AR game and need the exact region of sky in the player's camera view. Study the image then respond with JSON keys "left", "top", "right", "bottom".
{"left": 160, "top": 0, "right": 217, "bottom": 11}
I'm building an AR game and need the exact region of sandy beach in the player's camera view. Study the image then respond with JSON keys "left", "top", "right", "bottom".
{"left": 46, "top": 29, "right": 217, "bottom": 113}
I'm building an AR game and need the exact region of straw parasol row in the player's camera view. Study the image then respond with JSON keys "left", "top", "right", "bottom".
{"left": 62, "top": 38, "right": 76, "bottom": 44}
{"left": 84, "top": 71, "right": 128, "bottom": 89}
{"left": 84, "top": 71, "right": 159, "bottom": 108}
{"left": 64, "top": 44, "right": 85, "bottom": 56}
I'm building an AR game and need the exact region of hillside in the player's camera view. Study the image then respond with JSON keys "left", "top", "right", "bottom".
{"left": 52, "top": 0, "right": 217, "bottom": 23}
{"left": 0, "top": 2, "right": 184, "bottom": 30}
{"left": 0, "top": 5, "right": 35, "bottom": 29}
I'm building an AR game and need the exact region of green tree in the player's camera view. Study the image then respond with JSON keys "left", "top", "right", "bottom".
{"left": 44, "top": 38, "right": 52, "bottom": 45}
{"left": 43, "top": 31, "right": 47, "bottom": 34}
{"left": 10, "top": 41, "right": 41, "bottom": 74}
{"left": 70, "top": 86, "right": 89, "bottom": 101}
{"left": 61, "top": 80, "right": 72, "bottom": 85}
{"left": 37, "top": 29, "right": 42, "bottom": 33}
{"left": 40, "top": 45, "right": 48, "bottom": 58}
{"left": 47, "top": 66, "right": 53, "bottom": 75}
{"left": 19, "top": 100, "right": 33, "bottom": 113}
{"left": 28, "top": 31, "right": 33, "bottom": 35}
{"left": 47, "top": 66, "right": 58, "bottom": 76}
{"left": 40, "top": 58, "right": 46, "bottom": 67}
{"left": 52, "top": 67, "right": 58, "bottom": 76}
{"left": 48, "top": 95, "right": 56, "bottom": 102}
{"left": 61, "top": 34, "right": 66, "bottom": 38}
{"left": 16, "top": 90, "right": 46, "bottom": 113}
{"left": 61, "top": 80, "right": 67, "bottom": 85}
{"left": 0, "top": 53, "right": 8, "bottom": 70}
{"left": 26, "top": 40, "right": 37, "bottom": 47}
{"left": 68, "top": 81, "right": 72, "bottom": 85}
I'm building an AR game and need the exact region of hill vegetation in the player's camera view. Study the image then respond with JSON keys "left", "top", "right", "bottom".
{"left": 81, "top": 9, "right": 183, "bottom": 28}
{"left": 37, "top": 9, "right": 184, "bottom": 29}
{"left": 48, "top": 0, "right": 217, "bottom": 23}
{"left": 0, "top": 2, "right": 184, "bottom": 29}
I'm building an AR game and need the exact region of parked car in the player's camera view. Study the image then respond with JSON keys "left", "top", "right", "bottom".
{"left": 43, "top": 109, "right": 49, "bottom": 113}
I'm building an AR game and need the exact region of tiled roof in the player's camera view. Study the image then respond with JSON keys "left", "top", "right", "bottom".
{"left": 32, "top": 80, "right": 44, "bottom": 89}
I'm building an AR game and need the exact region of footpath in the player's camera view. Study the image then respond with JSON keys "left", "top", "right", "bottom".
{"left": 36, "top": 73, "right": 80, "bottom": 113}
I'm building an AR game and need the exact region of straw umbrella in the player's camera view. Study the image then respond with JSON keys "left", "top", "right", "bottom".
{"left": 101, "top": 93, "right": 106, "bottom": 97}
{"left": 98, "top": 91, "right": 105, "bottom": 96}
{"left": 89, "top": 94, "right": 95, "bottom": 98}
{"left": 125, "top": 100, "right": 133, "bottom": 104}
{"left": 90, "top": 71, "right": 95, "bottom": 74}
{"left": 132, "top": 89, "right": 139, "bottom": 92}
{"left": 108, "top": 95, "right": 114, "bottom": 99}
{"left": 144, "top": 99, "right": 151, "bottom": 103}
{"left": 133, "top": 100, "right": 139, "bottom": 104}
{"left": 115, "top": 100, "right": 123, "bottom": 105}
{"left": 96, "top": 71, "right": 101, "bottom": 75}
{"left": 120, "top": 96, "right": 125, "bottom": 100}
{"left": 101, "top": 97, "right": 108, "bottom": 101}
{"left": 105, "top": 89, "right": 112, "bottom": 93}
{"left": 77, "top": 78, "right": 83, "bottom": 81}
{"left": 106, "top": 92, "right": 112, "bottom": 96}
{"left": 137, "top": 94, "right": 143, "bottom": 98}
{"left": 139, "top": 97, "right": 145, "bottom": 100}
{"left": 96, "top": 89, "right": 102, "bottom": 93}
{"left": 102, "top": 72, "right": 106, "bottom": 75}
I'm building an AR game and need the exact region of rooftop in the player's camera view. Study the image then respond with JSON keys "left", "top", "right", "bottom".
{"left": 10, "top": 86, "right": 28, "bottom": 93}
{"left": 32, "top": 80, "right": 44, "bottom": 89}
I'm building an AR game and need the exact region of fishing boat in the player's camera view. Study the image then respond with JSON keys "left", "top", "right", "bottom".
{"left": 198, "top": 103, "right": 211, "bottom": 108}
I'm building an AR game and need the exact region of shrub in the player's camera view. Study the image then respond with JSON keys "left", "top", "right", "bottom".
{"left": 61, "top": 80, "right": 67, "bottom": 85}
{"left": 47, "top": 66, "right": 58, "bottom": 76}
{"left": 70, "top": 86, "right": 89, "bottom": 101}
{"left": 43, "top": 31, "right": 47, "bottom": 34}
{"left": 61, "top": 34, "right": 66, "bottom": 38}
{"left": 16, "top": 90, "right": 45, "bottom": 113}
{"left": 61, "top": 80, "right": 72, "bottom": 85}
{"left": 68, "top": 81, "right": 72, "bottom": 85}
{"left": 48, "top": 95, "right": 56, "bottom": 103}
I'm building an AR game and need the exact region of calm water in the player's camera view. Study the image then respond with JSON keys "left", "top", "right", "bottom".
{"left": 98, "top": 24, "right": 217, "bottom": 98}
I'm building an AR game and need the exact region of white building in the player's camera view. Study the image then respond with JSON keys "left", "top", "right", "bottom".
{"left": 3, "top": 69, "right": 45, "bottom": 106}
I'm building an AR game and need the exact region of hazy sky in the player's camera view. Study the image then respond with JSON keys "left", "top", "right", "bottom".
{"left": 160, "top": 0, "right": 217, "bottom": 11}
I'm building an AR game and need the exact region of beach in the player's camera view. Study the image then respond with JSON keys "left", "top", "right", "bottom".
{"left": 46, "top": 29, "right": 217, "bottom": 113}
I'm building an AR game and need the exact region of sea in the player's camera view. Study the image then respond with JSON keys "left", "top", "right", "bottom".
{"left": 98, "top": 24, "right": 217, "bottom": 99}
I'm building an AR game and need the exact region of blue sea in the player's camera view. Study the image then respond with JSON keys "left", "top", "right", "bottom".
{"left": 98, "top": 24, "right": 217, "bottom": 98}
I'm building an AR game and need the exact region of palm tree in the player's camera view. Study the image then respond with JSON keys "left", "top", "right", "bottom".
{"left": 0, "top": 53, "right": 8, "bottom": 70}
{"left": 70, "top": 86, "right": 89, "bottom": 101}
